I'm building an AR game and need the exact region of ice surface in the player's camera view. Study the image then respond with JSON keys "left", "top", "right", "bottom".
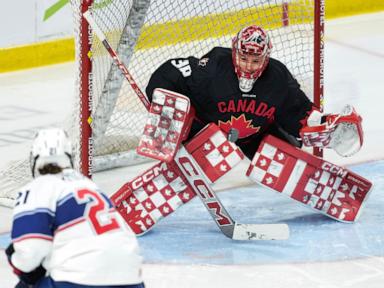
{"left": 1, "top": 12, "right": 384, "bottom": 288}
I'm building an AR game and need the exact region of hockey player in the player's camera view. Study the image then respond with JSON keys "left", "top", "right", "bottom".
{"left": 146, "top": 25, "right": 363, "bottom": 159}
{"left": 5, "top": 128, "right": 145, "bottom": 288}
{"left": 111, "top": 25, "right": 368, "bottom": 237}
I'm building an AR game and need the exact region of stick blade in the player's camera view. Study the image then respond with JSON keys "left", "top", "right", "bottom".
{"left": 232, "top": 223, "right": 290, "bottom": 240}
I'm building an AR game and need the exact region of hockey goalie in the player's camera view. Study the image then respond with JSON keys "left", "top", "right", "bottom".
{"left": 111, "top": 25, "right": 372, "bottom": 238}
{"left": 112, "top": 91, "right": 370, "bottom": 239}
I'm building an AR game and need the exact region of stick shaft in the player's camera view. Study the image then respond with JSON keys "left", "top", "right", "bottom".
{"left": 83, "top": 10, "right": 150, "bottom": 110}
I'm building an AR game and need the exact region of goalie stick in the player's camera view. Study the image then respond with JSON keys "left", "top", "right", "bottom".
{"left": 175, "top": 146, "right": 289, "bottom": 240}
{"left": 84, "top": 11, "right": 289, "bottom": 240}
{"left": 83, "top": 10, "right": 150, "bottom": 110}
{"left": 84, "top": 11, "right": 193, "bottom": 162}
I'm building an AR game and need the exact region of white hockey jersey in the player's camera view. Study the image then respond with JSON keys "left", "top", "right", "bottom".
{"left": 10, "top": 169, "right": 143, "bottom": 285}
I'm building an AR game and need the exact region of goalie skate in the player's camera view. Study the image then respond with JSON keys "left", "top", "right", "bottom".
{"left": 247, "top": 135, "right": 373, "bottom": 222}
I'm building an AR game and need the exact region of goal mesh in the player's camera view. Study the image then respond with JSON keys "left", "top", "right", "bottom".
{"left": 0, "top": 0, "right": 320, "bottom": 206}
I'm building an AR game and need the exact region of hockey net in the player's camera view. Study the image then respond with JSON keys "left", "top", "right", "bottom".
{"left": 0, "top": 0, "right": 323, "bottom": 206}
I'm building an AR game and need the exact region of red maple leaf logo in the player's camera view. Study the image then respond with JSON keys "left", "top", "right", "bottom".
{"left": 218, "top": 114, "right": 260, "bottom": 138}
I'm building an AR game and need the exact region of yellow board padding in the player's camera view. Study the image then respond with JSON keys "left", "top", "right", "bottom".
{"left": 0, "top": 38, "right": 75, "bottom": 73}
{"left": 1, "top": 0, "right": 384, "bottom": 73}
{"left": 136, "top": 2, "right": 312, "bottom": 50}
{"left": 326, "top": 0, "right": 384, "bottom": 19}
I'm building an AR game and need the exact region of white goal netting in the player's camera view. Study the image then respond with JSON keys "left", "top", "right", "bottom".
{"left": 0, "top": 0, "right": 320, "bottom": 206}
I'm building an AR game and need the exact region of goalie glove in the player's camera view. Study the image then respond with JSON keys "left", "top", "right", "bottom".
{"left": 300, "top": 105, "right": 363, "bottom": 157}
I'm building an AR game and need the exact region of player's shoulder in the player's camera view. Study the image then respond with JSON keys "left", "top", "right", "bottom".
{"left": 19, "top": 174, "right": 64, "bottom": 202}
{"left": 201, "top": 47, "right": 232, "bottom": 64}
{"left": 60, "top": 169, "right": 99, "bottom": 191}
{"left": 23, "top": 169, "right": 93, "bottom": 194}
{"left": 265, "top": 57, "right": 292, "bottom": 81}
{"left": 25, "top": 173, "right": 63, "bottom": 190}
{"left": 13, "top": 174, "right": 64, "bottom": 212}
{"left": 268, "top": 57, "right": 289, "bottom": 72}
{"left": 61, "top": 168, "right": 88, "bottom": 182}
{"left": 196, "top": 47, "right": 232, "bottom": 74}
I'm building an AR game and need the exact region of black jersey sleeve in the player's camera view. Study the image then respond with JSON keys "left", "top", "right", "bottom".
{"left": 145, "top": 56, "right": 210, "bottom": 139}
{"left": 145, "top": 57, "right": 199, "bottom": 102}
{"left": 145, "top": 47, "right": 228, "bottom": 103}
{"left": 276, "top": 66, "right": 316, "bottom": 137}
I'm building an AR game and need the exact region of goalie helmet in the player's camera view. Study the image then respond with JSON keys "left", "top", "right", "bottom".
{"left": 232, "top": 25, "right": 272, "bottom": 92}
{"left": 30, "top": 128, "right": 73, "bottom": 178}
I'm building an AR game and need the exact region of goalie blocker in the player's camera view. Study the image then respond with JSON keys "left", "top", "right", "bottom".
{"left": 136, "top": 88, "right": 195, "bottom": 162}
{"left": 247, "top": 135, "right": 373, "bottom": 222}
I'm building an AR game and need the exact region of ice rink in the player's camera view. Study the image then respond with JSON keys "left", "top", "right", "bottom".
{"left": 1, "top": 12, "right": 384, "bottom": 288}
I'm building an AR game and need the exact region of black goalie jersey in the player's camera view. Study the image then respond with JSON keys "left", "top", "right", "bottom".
{"left": 146, "top": 47, "right": 316, "bottom": 159}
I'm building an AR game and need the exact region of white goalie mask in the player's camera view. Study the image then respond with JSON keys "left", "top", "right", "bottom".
{"left": 232, "top": 25, "right": 272, "bottom": 92}
{"left": 30, "top": 128, "right": 73, "bottom": 178}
